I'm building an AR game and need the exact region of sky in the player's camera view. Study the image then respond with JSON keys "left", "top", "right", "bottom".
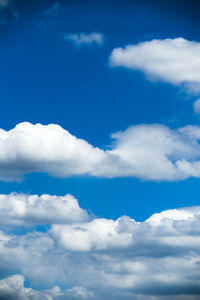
{"left": 0, "top": 0, "right": 200, "bottom": 299}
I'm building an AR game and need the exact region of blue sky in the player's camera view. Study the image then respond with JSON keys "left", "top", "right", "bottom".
{"left": 0, "top": 0, "right": 200, "bottom": 221}
{"left": 0, "top": 1, "right": 200, "bottom": 299}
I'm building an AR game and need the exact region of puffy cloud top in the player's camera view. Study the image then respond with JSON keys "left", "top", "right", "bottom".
{"left": 0, "top": 193, "right": 89, "bottom": 227}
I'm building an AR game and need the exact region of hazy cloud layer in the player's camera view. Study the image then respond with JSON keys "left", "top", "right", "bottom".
{"left": 110, "top": 38, "right": 200, "bottom": 94}
{"left": 0, "top": 196, "right": 199, "bottom": 299}
{"left": 64, "top": 32, "right": 104, "bottom": 46}
{"left": 2, "top": 122, "right": 200, "bottom": 181}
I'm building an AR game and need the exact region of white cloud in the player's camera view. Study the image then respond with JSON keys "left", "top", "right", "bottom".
{"left": 3, "top": 122, "right": 200, "bottom": 181}
{"left": 110, "top": 38, "right": 200, "bottom": 93}
{"left": 64, "top": 32, "right": 104, "bottom": 46}
{"left": 0, "top": 193, "right": 89, "bottom": 227}
{"left": 51, "top": 217, "right": 134, "bottom": 251}
{"left": 193, "top": 98, "right": 200, "bottom": 114}
{"left": 0, "top": 274, "right": 95, "bottom": 299}
{"left": 0, "top": 199, "right": 200, "bottom": 299}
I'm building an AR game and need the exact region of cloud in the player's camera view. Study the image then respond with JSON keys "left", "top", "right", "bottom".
{"left": 193, "top": 98, "right": 200, "bottom": 114}
{"left": 42, "top": 2, "right": 60, "bottom": 17}
{"left": 64, "top": 32, "right": 104, "bottom": 46}
{"left": 0, "top": 193, "right": 89, "bottom": 227}
{"left": 3, "top": 122, "right": 200, "bottom": 181}
{"left": 0, "top": 274, "right": 94, "bottom": 299}
{"left": 110, "top": 38, "right": 200, "bottom": 93}
{"left": 0, "top": 196, "right": 200, "bottom": 299}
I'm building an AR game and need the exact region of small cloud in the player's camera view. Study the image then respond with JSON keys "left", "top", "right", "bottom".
{"left": 42, "top": 2, "right": 60, "bottom": 17}
{"left": 193, "top": 98, "right": 200, "bottom": 114}
{"left": 64, "top": 32, "right": 104, "bottom": 46}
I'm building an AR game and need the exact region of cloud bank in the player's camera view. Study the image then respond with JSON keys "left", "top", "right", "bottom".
{"left": 0, "top": 193, "right": 200, "bottom": 299}
{"left": 64, "top": 32, "right": 104, "bottom": 46}
{"left": 110, "top": 38, "right": 200, "bottom": 93}
{"left": 2, "top": 122, "right": 200, "bottom": 181}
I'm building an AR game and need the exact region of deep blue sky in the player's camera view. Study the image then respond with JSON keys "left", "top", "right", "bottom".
{"left": 1, "top": 0, "right": 200, "bottom": 221}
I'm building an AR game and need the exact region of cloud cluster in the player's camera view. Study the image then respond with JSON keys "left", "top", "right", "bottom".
{"left": 2, "top": 122, "right": 200, "bottom": 181}
{"left": 64, "top": 32, "right": 104, "bottom": 46}
{"left": 0, "top": 193, "right": 199, "bottom": 299}
{"left": 110, "top": 38, "right": 200, "bottom": 93}
{"left": 0, "top": 274, "right": 94, "bottom": 300}
{"left": 0, "top": 193, "right": 88, "bottom": 227}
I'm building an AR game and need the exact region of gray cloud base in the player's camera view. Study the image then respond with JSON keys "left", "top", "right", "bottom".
{"left": 0, "top": 193, "right": 200, "bottom": 299}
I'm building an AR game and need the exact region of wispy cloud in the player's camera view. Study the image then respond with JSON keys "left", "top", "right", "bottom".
{"left": 64, "top": 32, "right": 104, "bottom": 46}
{"left": 42, "top": 2, "right": 60, "bottom": 17}
{"left": 0, "top": 0, "right": 18, "bottom": 24}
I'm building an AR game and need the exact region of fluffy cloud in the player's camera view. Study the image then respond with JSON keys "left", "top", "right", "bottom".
{"left": 0, "top": 197, "right": 200, "bottom": 299}
{"left": 2, "top": 122, "right": 200, "bottom": 181}
{"left": 0, "top": 193, "right": 88, "bottom": 227}
{"left": 0, "top": 274, "right": 94, "bottom": 299}
{"left": 64, "top": 32, "right": 104, "bottom": 46}
{"left": 110, "top": 38, "right": 200, "bottom": 93}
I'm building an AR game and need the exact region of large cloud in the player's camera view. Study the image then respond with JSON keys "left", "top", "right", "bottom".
{"left": 1, "top": 122, "right": 200, "bottom": 181}
{"left": 110, "top": 38, "right": 200, "bottom": 93}
{"left": 2, "top": 122, "right": 200, "bottom": 181}
{"left": 0, "top": 194, "right": 200, "bottom": 299}
{"left": 0, "top": 193, "right": 89, "bottom": 227}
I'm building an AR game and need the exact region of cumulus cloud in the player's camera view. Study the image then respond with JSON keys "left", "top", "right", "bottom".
{"left": 3, "top": 122, "right": 200, "bottom": 181}
{"left": 0, "top": 193, "right": 89, "bottom": 227}
{"left": 110, "top": 38, "right": 200, "bottom": 93}
{"left": 0, "top": 199, "right": 200, "bottom": 299}
{"left": 64, "top": 32, "right": 104, "bottom": 46}
{"left": 0, "top": 274, "right": 94, "bottom": 299}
